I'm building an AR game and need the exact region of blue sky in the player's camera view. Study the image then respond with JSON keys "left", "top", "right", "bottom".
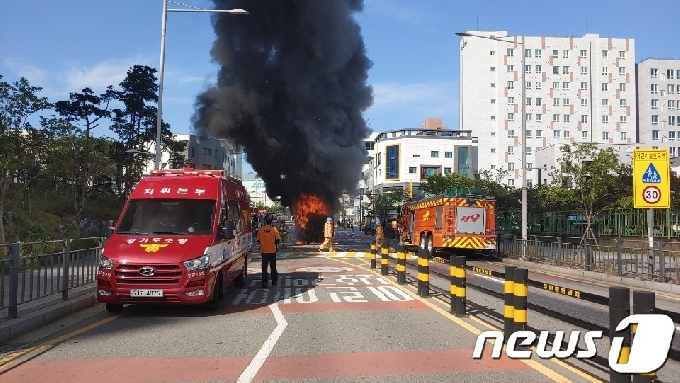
{"left": 2, "top": 0, "right": 679, "bottom": 174}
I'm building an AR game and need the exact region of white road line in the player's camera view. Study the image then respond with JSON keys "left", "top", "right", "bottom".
{"left": 236, "top": 302, "right": 288, "bottom": 383}
{"left": 473, "top": 272, "right": 504, "bottom": 284}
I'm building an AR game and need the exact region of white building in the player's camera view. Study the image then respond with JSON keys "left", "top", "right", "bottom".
{"left": 141, "top": 134, "right": 243, "bottom": 179}
{"left": 242, "top": 173, "right": 276, "bottom": 207}
{"left": 636, "top": 59, "right": 680, "bottom": 154}
{"left": 459, "top": 31, "right": 636, "bottom": 187}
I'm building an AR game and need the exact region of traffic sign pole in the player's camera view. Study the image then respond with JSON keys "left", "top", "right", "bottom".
{"left": 647, "top": 208, "right": 654, "bottom": 276}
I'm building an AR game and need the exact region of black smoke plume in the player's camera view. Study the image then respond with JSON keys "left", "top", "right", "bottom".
{"left": 192, "top": 0, "right": 373, "bottom": 211}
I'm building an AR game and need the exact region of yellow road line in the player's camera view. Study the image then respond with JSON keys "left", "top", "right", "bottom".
{"left": 335, "top": 257, "right": 573, "bottom": 382}
{"left": 0, "top": 313, "right": 123, "bottom": 371}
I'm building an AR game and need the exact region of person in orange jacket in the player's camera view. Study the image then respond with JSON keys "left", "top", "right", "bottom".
{"left": 256, "top": 215, "right": 281, "bottom": 288}
{"left": 319, "top": 217, "right": 335, "bottom": 252}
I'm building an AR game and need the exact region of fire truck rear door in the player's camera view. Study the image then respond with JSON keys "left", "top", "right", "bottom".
{"left": 455, "top": 206, "right": 485, "bottom": 235}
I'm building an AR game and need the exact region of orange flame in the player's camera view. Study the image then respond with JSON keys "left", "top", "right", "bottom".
{"left": 293, "top": 193, "right": 328, "bottom": 229}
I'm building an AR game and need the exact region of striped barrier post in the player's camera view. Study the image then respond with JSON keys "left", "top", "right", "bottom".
{"left": 513, "top": 268, "right": 528, "bottom": 333}
{"left": 609, "top": 286, "right": 631, "bottom": 383}
{"left": 632, "top": 290, "right": 656, "bottom": 383}
{"left": 451, "top": 255, "right": 466, "bottom": 317}
{"left": 370, "top": 244, "right": 377, "bottom": 269}
{"left": 396, "top": 244, "right": 406, "bottom": 284}
{"left": 381, "top": 239, "right": 389, "bottom": 276}
{"left": 504, "top": 266, "right": 516, "bottom": 340}
{"left": 418, "top": 247, "right": 429, "bottom": 297}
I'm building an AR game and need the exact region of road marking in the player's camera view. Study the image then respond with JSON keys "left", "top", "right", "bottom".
{"left": 343, "top": 257, "right": 595, "bottom": 383}
{"left": 0, "top": 313, "right": 123, "bottom": 371}
{"left": 236, "top": 302, "right": 288, "bottom": 383}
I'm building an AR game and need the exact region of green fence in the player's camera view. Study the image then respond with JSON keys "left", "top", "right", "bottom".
{"left": 497, "top": 209, "right": 680, "bottom": 238}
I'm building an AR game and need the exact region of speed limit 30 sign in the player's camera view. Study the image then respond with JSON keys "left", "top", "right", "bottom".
{"left": 642, "top": 186, "right": 661, "bottom": 204}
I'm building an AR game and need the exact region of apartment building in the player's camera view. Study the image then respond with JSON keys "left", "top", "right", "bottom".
{"left": 459, "top": 31, "right": 636, "bottom": 187}
{"left": 143, "top": 134, "right": 243, "bottom": 178}
{"left": 636, "top": 59, "right": 680, "bottom": 156}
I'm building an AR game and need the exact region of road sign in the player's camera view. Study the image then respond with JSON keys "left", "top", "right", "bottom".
{"left": 633, "top": 149, "right": 670, "bottom": 208}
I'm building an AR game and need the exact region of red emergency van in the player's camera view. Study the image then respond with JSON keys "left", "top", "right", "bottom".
{"left": 96, "top": 167, "right": 252, "bottom": 312}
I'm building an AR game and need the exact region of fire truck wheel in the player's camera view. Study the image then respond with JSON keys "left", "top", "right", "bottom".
{"left": 206, "top": 276, "right": 222, "bottom": 311}
{"left": 106, "top": 304, "right": 123, "bottom": 313}
{"left": 234, "top": 260, "right": 247, "bottom": 287}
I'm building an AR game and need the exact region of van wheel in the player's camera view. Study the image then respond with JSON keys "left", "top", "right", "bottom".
{"left": 106, "top": 304, "right": 123, "bottom": 313}
{"left": 206, "top": 276, "right": 221, "bottom": 311}
{"left": 234, "top": 259, "right": 247, "bottom": 287}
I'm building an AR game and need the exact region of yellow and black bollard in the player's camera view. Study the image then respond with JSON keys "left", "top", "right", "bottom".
{"left": 504, "top": 266, "right": 516, "bottom": 339}
{"left": 417, "top": 247, "right": 429, "bottom": 297}
{"left": 513, "top": 268, "right": 528, "bottom": 332}
{"left": 370, "top": 244, "right": 377, "bottom": 269}
{"left": 609, "top": 286, "right": 631, "bottom": 383}
{"left": 450, "top": 255, "right": 466, "bottom": 316}
{"left": 632, "top": 290, "right": 656, "bottom": 383}
{"left": 396, "top": 244, "right": 406, "bottom": 284}
{"left": 381, "top": 239, "right": 389, "bottom": 276}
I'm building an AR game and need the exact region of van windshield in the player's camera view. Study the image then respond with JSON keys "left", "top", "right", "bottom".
{"left": 117, "top": 199, "right": 216, "bottom": 236}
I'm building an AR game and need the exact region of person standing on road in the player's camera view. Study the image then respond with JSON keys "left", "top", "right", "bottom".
{"left": 256, "top": 215, "right": 281, "bottom": 288}
{"left": 319, "top": 217, "right": 335, "bottom": 252}
{"left": 375, "top": 219, "right": 384, "bottom": 248}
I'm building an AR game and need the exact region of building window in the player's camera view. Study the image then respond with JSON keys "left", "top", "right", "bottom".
{"left": 582, "top": 131, "right": 588, "bottom": 139}
{"left": 490, "top": 66, "right": 496, "bottom": 72}
{"left": 525, "top": 65, "right": 532, "bottom": 74}
{"left": 535, "top": 82, "right": 542, "bottom": 89}
{"left": 620, "top": 132, "right": 627, "bottom": 140}
{"left": 669, "top": 100, "right": 676, "bottom": 110}
{"left": 553, "top": 66, "right": 560, "bottom": 75}
{"left": 525, "top": 147, "right": 532, "bottom": 155}
{"left": 579, "top": 50, "right": 587, "bottom": 58}
{"left": 620, "top": 115, "right": 627, "bottom": 124}
{"left": 526, "top": 130, "right": 532, "bottom": 137}
{"left": 602, "top": 67, "right": 608, "bottom": 75}
{"left": 552, "top": 114, "right": 560, "bottom": 122}
{"left": 508, "top": 96, "right": 515, "bottom": 104}
{"left": 670, "top": 116, "right": 677, "bottom": 126}
{"left": 421, "top": 166, "right": 441, "bottom": 179}
{"left": 431, "top": 151, "right": 439, "bottom": 158}
{"left": 651, "top": 99, "right": 659, "bottom": 109}
{"left": 507, "top": 81, "right": 515, "bottom": 89}
{"left": 444, "top": 167, "right": 452, "bottom": 174}
{"left": 563, "top": 66, "right": 570, "bottom": 74}
{"left": 652, "top": 115, "right": 659, "bottom": 125}
{"left": 507, "top": 65, "right": 514, "bottom": 72}
{"left": 563, "top": 98, "right": 570, "bottom": 106}
{"left": 652, "top": 130, "right": 659, "bottom": 140}
{"left": 191, "top": 147, "right": 196, "bottom": 157}
{"left": 563, "top": 82, "right": 570, "bottom": 90}
{"left": 445, "top": 151, "right": 453, "bottom": 158}
{"left": 386, "top": 145, "right": 399, "bottom": 179}
{"left": 409, "top": 167, "right": 417, "bottom": 174}
{"left": 651, "top": 84, "right": 658, "bottom": 94}
{"left": 536, "top": 114, "right": 543, "bottom": 122}
{"left": 536, "top": 98, "right": 542, "bottom": 106}
{"left": 507, "top": 48, "right": 514, "bottom": 57}
{"left": 581, "top": 115, "right": 588, "bottom": 123}
{"left": 602, "top": 115, "right": 609, "bottom": 124}
{"left": 491, "top": 98, "right": 496, "bottom": 104}
{"left": 552, "top": 50, "right": 558, "bottom": 58}
{"left": 203, "top": 148, "right": 212, "bottom": 155}
{"left": 536, "top": 130, "right": 542, "bottom": 137}
{"left": 553, "top": 98, "right": 560, "bottom": 106}
{"left": 563, "top": 131, "right": 570, "bottom": 139}
{"left": 668, "top": 69, "right": 676, "bottom": 79}
{"left": 651, "top": 68, "right": 658, "bottom": 78}
{"left": 535, "top": 65, "right": 542, "bottom": 73}
{"left": 581, "top": 67, "right": 588, "bottom": 75}
{"left": 619, "top": 51, "right": 626, "bottom": 59}
{"left": 563, "top": 114, "right": 570, "bottom": 122}
{"left": 490, "top": 51, "right": 496, "bottom": 55}
{"left": 620, "top": 99, "right": 627, "bottom": 107}
{"left": 535, "top": 49, "right": 542, "bottom": 58}
{"left": 458, "top": 147, "right": 470, "bottom": 176}
{"left": 602, "top": 83, "right": 609, "bottom": 91}
{"left": 491, "top": 83, "right": 496, "bottom": 88}
{"left": 526, "top": 97, "right": 532, "bottom": 106}
{"left": 602, "top": 132, "right": 610, "bottom": 140}
{"left": 602, "top": 99, "right": 609, "bottom": 106}
{"left": 553, "top": 82, "right": 560, "bottom": 90}
{"left": 365, "top": 142, "right": 375, "bottom": 151}
{"left": 580, "top": 99, "right": 588, "bottom": 106}
{"left": 619, "top": 67, "right": 626, "bottom": 75}
{"left": 508, "top": 163, "right": 515, "bottom": 171}
{"left": 554, "top": 130, "right": 560, "bottom": 138}
{"left": 619, "top": 83, "right": 626, "bottom": 91}
{"left": 580, "top": 82, "right": 588, "bottom": 90}
{"left": 508, "top": 113, "right": 515, "bottom": 121}
{"left": 563, "top": 50, "right": 570, "bottom": 58}
{"left": 524, "top": 48, "right": 531, "bottom": 57}
{"left": 508, "top": 146, "right": 514, "bottom": 154}
{"left": 602, "top": 50, "right": 608, "bottom": 58}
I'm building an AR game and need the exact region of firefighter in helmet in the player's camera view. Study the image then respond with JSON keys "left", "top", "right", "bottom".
{"left": 375, "top": 218, "right": 384, "bottom": 248}
{"left": 319, "top": 217, "right": 335, "bottom": 252}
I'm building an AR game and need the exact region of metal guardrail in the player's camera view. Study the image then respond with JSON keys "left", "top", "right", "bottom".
{"left": 1, "top": 237, "right": 104, "bottom": 319}
{"left": 499, "top": 235, "right": 680, "bottom": 284}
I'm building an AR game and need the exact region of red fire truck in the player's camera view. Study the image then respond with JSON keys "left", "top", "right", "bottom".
{"left": 96, "top": 166, "right": 252, "bottom": 312}
{"left": 401, "top": 188, "right": 496, "bottom": 258}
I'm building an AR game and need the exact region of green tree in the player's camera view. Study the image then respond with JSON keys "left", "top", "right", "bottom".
{"left": 419, "top": 173, "right": 474, "bottom": 195}
{"left": 550, "top": 143, "right": 625, "bottom": 243}
{"left": 0, "top": 76, "right": 51, "bottom": 242}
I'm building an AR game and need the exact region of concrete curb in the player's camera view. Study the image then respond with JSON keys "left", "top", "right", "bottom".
{"left": 501, "top": 258, "right": 680, "bottom": 295}
{"left": 0, "top": 290, "right": 98, "bottom": 344}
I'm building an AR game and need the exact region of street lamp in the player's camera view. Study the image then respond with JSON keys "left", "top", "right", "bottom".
{"left": 155, "top": 1, "right": 248, "bottom": 170}
{"left": 456, "top": 31, "right": 528, "bottom": 257}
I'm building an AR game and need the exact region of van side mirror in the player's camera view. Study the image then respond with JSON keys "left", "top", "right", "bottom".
{"left": 222, "top": 221, "right": 236, "bottom": 240}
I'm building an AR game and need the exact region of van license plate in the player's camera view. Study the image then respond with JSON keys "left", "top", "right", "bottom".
{"left": 130, "top": 289, "right": 164, "bottom": 297}
{"left": 485, "top": 244, "right": 496, "bottom": 250}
